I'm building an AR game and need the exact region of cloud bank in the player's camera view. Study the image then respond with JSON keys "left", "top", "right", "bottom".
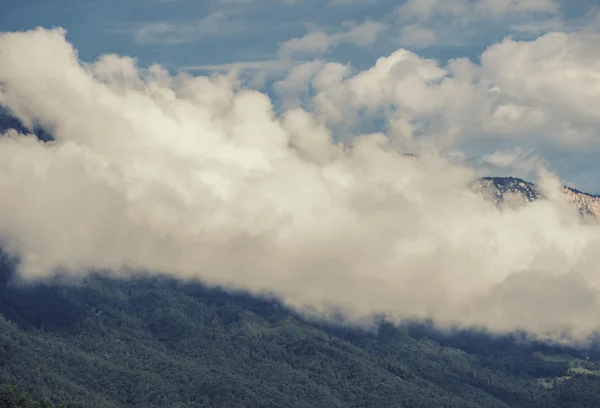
{"left": 2, "top": 27, "right": 600, "bottom": 340}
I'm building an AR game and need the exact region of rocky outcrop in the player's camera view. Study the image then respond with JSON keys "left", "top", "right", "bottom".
{"left": 562, "top": 186, "right": 600, "bottom": 217}
{"left": 471, "top": 176, "right": 600, "bottom": 217}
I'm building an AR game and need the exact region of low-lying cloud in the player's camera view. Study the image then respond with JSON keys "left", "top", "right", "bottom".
{"left": 1, "top": 27, "right": 600, "bottom": 340}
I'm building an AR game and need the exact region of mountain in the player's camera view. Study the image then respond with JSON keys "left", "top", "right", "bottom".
{"left": 471, "top": 176, "right": 600, "bottom": 217}
{"left": 471, "top": 177, "right": 540, "bottom": 204}
{"left": 562, "top": 186, "right": 600, "bottom": 217}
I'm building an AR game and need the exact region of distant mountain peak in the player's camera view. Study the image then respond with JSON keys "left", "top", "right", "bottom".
{"left": 472, "top": 177, "right": 539, "bottom": 203}
{"left": 471, "top": 176, "right": 600, "bottom": 217}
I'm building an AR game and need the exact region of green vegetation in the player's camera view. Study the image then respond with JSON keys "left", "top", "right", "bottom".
{"left": 1, "top": 252, "right": 600, "bottom": 407}
{"left": 535, "top": 352, "right": 600, "bottom": 380}
{"left": 0, "top": 386, "right": 85, "bottom": 408}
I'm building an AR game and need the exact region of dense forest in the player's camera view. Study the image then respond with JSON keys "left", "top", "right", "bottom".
{"left": 1, "top": 250, "right": 600, "bottom": 408}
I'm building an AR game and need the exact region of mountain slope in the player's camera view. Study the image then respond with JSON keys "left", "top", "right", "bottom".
{"left": 472, "top": 176, "right": 600, "bottom": 216}
{"left": 1, "top": 253, "right": 600, "bottom": 408}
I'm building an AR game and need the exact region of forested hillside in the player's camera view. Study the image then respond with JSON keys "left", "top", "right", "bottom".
{"left": 1, "top": 251, "right": 600, "bottom": 408}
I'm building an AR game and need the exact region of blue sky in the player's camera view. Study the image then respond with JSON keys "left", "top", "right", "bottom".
{"left": 2, "top": 0, "right": 593, "bottom": 69}
{"left": 2, "top": 0, "right": 600, "bottom": 191}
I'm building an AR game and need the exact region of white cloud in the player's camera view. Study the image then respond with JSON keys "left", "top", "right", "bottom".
{"left": 273, "top": 60, "right": 327, "bottom": 108}
{"left": 129, "top": 12, "right": 245, "bottom": 45}
{"left": 184, "top": 60, "right": 302, "bottom": 89}
{"left": 393, "top": 0, "right": 560, "bottom": 47}
{"left": 396, "top": 0, "right": 468, "bottom": 21}
{"left": 3, "top": 27, "right": 600, "bottom": 340}
{"left": 475, "top": 0, "right": 558, "bottom": 16}
{"left": 480, "top": 30, "right": 600, "bottom": 137}
{"left": 185, "top": 60, "right": 296, "bottom": 73}
{"left": 479, "top": 148, "right": 546, "bottom": 178}
{"left": 303, "top": 27, "right": 600, "bottom": 151}
{"left": 279, "top": 20, "right": 387, "bottom": 58}
{"left": 510, "top": 17, "right": 563, "bottom": 34}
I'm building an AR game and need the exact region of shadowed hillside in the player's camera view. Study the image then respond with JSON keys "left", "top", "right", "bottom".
{"left": 1, "top": 251, "right": 600, "bottom": 408}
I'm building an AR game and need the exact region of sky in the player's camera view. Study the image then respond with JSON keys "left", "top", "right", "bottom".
{"left": 3, "top": 0, "right": 600, "bottom": 190}
{"left": 3, "top": 1, "right": 600, "bottom": 340}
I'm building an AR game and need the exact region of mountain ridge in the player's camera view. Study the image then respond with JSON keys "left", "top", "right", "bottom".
{"left": 471, "top": 176, "right": 600, "bottom": 217}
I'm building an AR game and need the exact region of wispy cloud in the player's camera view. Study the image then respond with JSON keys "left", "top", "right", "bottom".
{"left": 396, "top": 0, "right": 558, "bottom": 22}
{"left": 390, "top": 0, "right": 562, "bottom": 50}
{"left": 184, "top": 60, "right": 298, "bottom": 73}
{"left": 328, "top": 0, "right": 378, "bottom": 5}
{"left": 398, "top": 24, "right": 437, "bottom": 47}
{"left": 279, "top": 20, "right": 387, "bottom": 58}
{"left": 479, "top": 148, "right": 546, "bottom": 179}
{"left": 126, "top": 12, "right": 249, "bottom": 45}
{"left": 510, "top": 17, "right": 563, "bottom": 34}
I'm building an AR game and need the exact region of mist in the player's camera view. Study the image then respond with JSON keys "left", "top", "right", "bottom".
{"left": 1, "top": 27, "right": 600, "bottom": 340}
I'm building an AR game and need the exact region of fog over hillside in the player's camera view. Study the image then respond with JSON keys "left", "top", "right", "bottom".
{"left": 2, "top": 27, "right": 600, "bottom": 340}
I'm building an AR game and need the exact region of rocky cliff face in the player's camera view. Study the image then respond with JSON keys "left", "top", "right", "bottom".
{"left": 471, "top": 176, "right": 600, "bottom": 217}
{"left": 471, "top": 177, "right": 539, "bottom": 205}
{"left": 562, "top": 186, "right": 600, "bottom": 217}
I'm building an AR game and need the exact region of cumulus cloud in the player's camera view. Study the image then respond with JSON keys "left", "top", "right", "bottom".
{"left": 295, "top": 26, "right": 600, "bottom": 153}
{"left": 273, "top": 60, "right": 327, "bottom": 109}
{"left": 2, "top": 27, "right": 600, "bottom": 341}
